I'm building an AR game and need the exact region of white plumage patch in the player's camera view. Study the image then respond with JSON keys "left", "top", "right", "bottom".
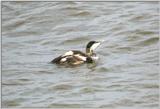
{"left": 63, "top": 51, "right": 74, "bottom": 56}
{"left": 60, "top": 57, "right": 67, "bottom": 62}
{"left": 90, "top": 42, "right": 100, "bottom": 51}
{"left": 91, "top": 56, "right": 99, "bottom": 60}
{"left": 74, "top": 54, "right": 87, "bottom": 61}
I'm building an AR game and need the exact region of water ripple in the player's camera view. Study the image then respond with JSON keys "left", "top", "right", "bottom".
{"left": 2, "top": 1, "right": 159, "bottom": 108}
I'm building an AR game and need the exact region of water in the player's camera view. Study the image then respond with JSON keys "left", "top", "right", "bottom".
{"left": 2, "top": 1, "right": 159, "bottom": 108}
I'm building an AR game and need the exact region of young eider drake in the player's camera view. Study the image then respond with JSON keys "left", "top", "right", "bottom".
{"left": 51, "top": 41, "right": 101, "bottom": 66}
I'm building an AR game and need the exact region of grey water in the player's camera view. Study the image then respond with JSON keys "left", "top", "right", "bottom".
{"left": 2, "top": 1, "right": 159, "bottom": 108}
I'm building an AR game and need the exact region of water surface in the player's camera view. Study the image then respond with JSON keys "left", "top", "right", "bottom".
{"left": 2, "top": 1, "right": 159, "bottom": 108}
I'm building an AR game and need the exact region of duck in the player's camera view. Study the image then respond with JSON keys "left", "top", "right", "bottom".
{"left": 51, "top": 41, "right": 101, "bottom": 66}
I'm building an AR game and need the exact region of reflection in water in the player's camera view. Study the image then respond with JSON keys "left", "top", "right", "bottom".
{"left": 2, "top": 1, "right": 159, "bottom": 108}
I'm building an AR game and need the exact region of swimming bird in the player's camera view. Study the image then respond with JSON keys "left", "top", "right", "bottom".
{"left": 51, "top": 41, "right": 101, "bottom": 66}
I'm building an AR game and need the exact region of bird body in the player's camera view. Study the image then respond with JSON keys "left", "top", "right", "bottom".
{"left": 51, "top": 41, "right": 101, "bottom": 66}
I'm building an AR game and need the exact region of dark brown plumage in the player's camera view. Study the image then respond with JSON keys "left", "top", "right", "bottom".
{"left": 51, "top": 41, "right": 100, "bottom": 66}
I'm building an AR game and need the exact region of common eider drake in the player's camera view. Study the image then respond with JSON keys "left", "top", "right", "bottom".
{"left": 51, "top": 41, "right": 101, "bottom": 66}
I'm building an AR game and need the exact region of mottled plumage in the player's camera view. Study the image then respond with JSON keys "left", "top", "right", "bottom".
{"left": 51, "top": 41, "right": 101, "bottom": 66}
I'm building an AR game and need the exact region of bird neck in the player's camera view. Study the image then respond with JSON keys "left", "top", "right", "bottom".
{"left": 86, "top": 48, "right": 93, "bottom": 56}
